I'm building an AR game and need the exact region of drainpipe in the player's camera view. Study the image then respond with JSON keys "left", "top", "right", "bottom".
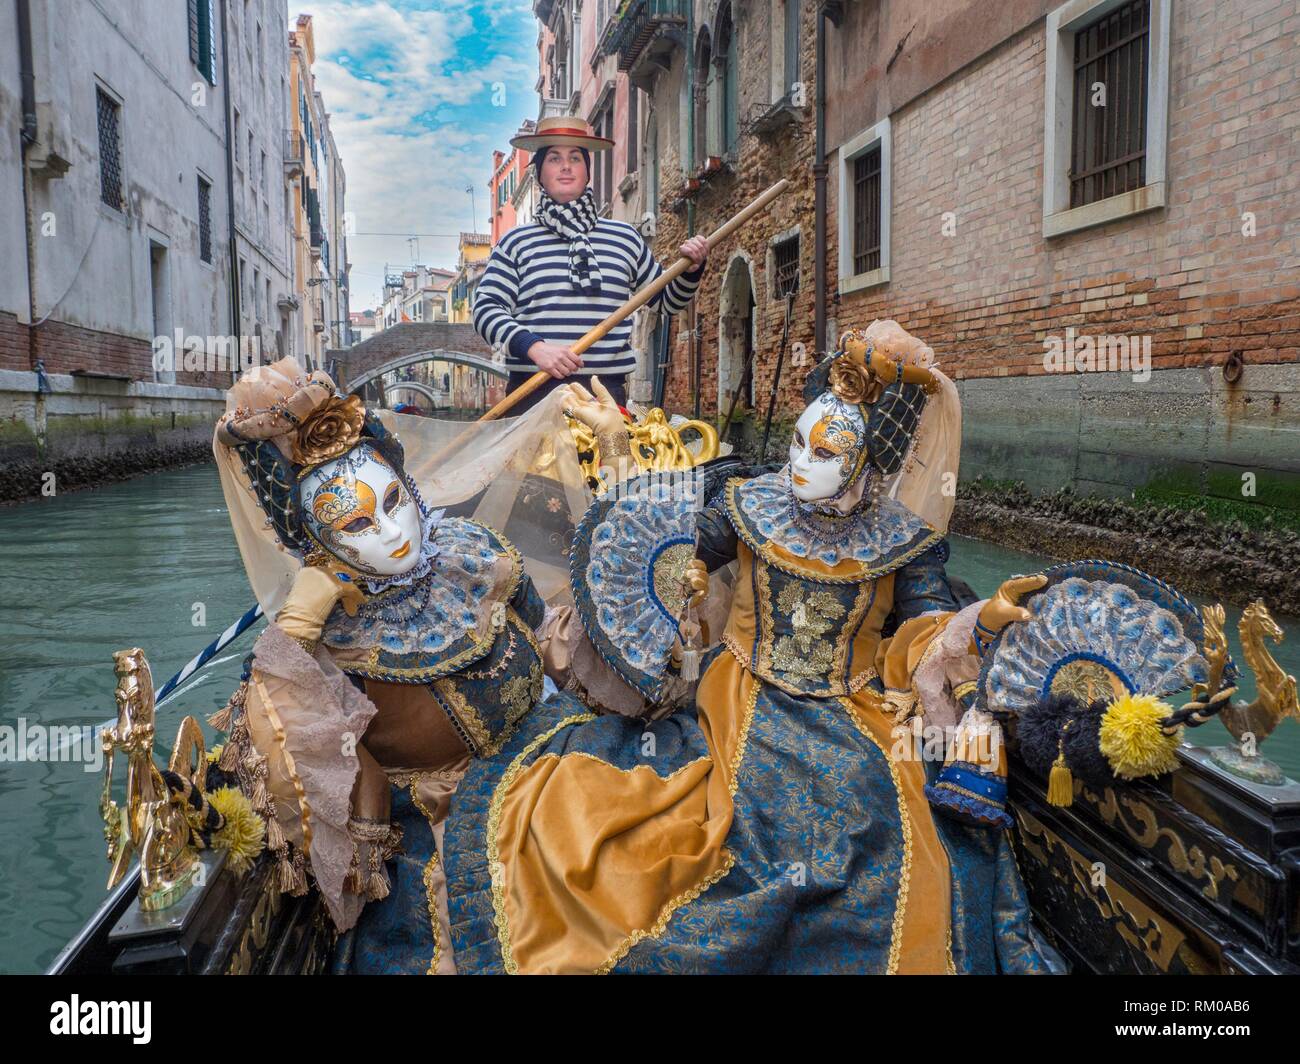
{"left": 16, "top": 0, "right": 45, "bottom": 455}
{"left": 685, "top": 2, "right": 701, "bottom": 418}
{"left": 813, "top": 3, "right": 837, "bottom": 361}
{"left": 219, "top": 0, "right": 241, "bottom": 378}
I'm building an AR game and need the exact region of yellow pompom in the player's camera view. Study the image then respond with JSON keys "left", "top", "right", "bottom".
{"left": 209, "top": 786, "right": 267, "bottom": 875}
{"left": 1098, "top": 693, "right": 1181, "bottom": 780}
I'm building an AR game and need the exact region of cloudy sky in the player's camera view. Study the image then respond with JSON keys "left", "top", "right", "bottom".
{"left": 294, "top": 1, "right": 540, "bottom": 313}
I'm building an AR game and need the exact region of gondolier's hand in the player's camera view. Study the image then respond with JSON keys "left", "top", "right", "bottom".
{"left": 528, "top": 340, "right": 583, "bottom": 379}
{"left": 276, "top": 564, "right": 367, "bottom": 653}
{"left": 679, "top": 235, "right": 709, "bottom": 269}
{"left": 978, "top": 574, "right": 1048, "bottom": 636}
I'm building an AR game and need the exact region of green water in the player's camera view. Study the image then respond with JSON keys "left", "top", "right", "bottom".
{"left": 0, "top": 466, "right": 1295, "bottom": 973}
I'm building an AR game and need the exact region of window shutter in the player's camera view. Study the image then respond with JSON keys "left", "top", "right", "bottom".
{"left": 188, "top": 0, "right": 200, "bottom": 66}
{"left": 206, "top": 0, "right": 217, "bottom": 83}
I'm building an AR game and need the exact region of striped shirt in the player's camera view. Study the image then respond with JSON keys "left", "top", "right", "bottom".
{"left": 472, "top": 219, "right": 704, "bottom": 376}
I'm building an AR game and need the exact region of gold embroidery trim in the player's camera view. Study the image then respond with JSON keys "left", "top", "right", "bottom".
{"left": 407, "top": 774, "right": 443, "bottom": 976}
{"left": 253, "top": 675, "right": 314, "bottom": 856}
{"left": 729, "top": 677, "right": 761, "bottom": 797}
{"left": 723, "top": 627, "right": 879, "bottom": 698}
{"left": 544, "top": 750, "right": 713, "bottom": 783}
{"left": 594, "top": 850, "right": 737, "bottom": 975}
{"left": 486, "top": 712, "right": 597, "bottom": 974}
{"left": 840, "top": 695, "right": 912, "bottom": 975}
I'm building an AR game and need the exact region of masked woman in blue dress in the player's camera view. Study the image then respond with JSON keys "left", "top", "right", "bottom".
{"left": 439, "top": 321, "right": 1055, "bottom": 974}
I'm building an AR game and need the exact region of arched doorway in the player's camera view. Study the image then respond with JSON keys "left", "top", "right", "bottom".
{"left": 717, "top": 254, "right": 756, "bottom": 432}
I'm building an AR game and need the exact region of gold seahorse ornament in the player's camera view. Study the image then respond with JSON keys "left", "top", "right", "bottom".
{"left": 1201, "top": 601, "right": 1300, "bottom": 785}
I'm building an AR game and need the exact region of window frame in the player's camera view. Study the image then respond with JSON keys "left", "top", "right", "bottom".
{"left": 95, "top": 82, "right": 126, "bottom": 214}
{"left": 836, "top": 116, "right": 891, "bottom": 295}
{"left": 1042, "top": 0, "right": 1170, "bottom": 237}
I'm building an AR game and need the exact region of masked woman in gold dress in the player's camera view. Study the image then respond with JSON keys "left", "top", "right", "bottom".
{"left": 436, "top": 321, "right": 1054, "bottom": 974}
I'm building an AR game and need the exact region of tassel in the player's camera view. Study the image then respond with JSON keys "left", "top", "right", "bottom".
{"left": 680, "top": 648, "right": 700, "bottom": 681}
{"left": 366, "top": 844, "right": 390, "bottom": 901}
{"left": 1047, "top": 730, "right": 1074, "bottom": 807}
{"left": 208, "top": 704, "right": 233, "bottom": 732}
{"left": 343, "top": 844, "right": 363, "bottom": 894}
{"left": 276, "top": 850, "right": 298, "bottom": 893}
{"left": 218, "top": 737, "right": 242, "bottom": 772}
{"left": 289, "top": 850, "right": 309, "bottom": 895}
{"left": 264, "top": 813, "right": 285, "bottom": 850}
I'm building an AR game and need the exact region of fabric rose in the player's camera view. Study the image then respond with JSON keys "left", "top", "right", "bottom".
{"left": 292, "top": 394, "right": 365, "bottom": 466}
{"left": 829, "top": 358, "right": 880, "bottom": 406}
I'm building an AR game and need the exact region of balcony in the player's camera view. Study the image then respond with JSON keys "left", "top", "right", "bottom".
{"left": 283, "top": 130, "right": 304, "bottom": 177}
{"left": 603, "top": 0, "right": 688, "bottom": 87}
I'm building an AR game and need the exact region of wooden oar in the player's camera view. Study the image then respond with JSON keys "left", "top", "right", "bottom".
{"left": 478, "top": 177, "right": 791, "bottom": 422}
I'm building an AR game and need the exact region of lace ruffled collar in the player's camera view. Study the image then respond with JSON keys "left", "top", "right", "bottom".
{"left": 726, "top": 470, "right": 939, "bottom": 576}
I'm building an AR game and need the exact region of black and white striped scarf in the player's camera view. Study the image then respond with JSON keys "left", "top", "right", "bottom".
{"left": 535, "top": 187, "right": 603, "bottom": 295}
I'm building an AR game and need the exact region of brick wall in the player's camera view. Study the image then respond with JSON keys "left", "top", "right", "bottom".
{"left": 654, "top": 0, "right": 821, "bottom": 419}
{"left": 0, "top": 311, "right": 231, "bottom": 389}
{"left": 829, "top": 0, "right": 1300, "bottom": 382}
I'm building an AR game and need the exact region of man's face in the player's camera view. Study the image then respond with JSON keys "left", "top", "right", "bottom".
{"left": 788, "top": 393, "right": 868, "bottom": 503}
{"left": 300, "top": 442, "right": 424, "bottom": 576}
{"left": 540, "top": 147, "right": 588, "bottom": 203}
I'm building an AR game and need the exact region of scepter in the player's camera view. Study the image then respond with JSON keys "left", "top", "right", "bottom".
{"left": 478, "top": 178, "right": 791, "bottom": 422}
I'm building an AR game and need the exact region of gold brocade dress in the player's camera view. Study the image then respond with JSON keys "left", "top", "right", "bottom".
{"left": 438, "top": 473, "right": 1048, "bottom": 974}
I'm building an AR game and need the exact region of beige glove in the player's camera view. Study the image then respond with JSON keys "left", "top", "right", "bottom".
{"left": 977, "top": 574, "right": 1048, "bottom": 638}
{"left": 681, "top": 559, "right": 709, "bottom": 610}
{"left": 275, "top": 564, "right": 367, "bottom": 652}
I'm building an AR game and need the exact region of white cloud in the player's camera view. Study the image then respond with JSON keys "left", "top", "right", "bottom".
{"left": 291, "top": 1, "right": 540, "bottom": 310}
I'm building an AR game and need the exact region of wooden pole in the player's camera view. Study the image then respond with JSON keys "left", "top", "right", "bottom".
{"left": 478, "top": 177, "right": 791, "bottom": 422}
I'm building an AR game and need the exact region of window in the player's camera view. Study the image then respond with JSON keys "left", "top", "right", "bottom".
{"left": 772, "top": 234, "right": 799, "bottom": 299}
{"left": 197, "top": 174, "right": 213, "bottom": 262}
{"left": 717, "top": 5, "right": 739, "bottom": 157}
{"left": 852, "top": 146, "right": 882, "bottom": 274}
{"left": 96, "top": 87, "right": 124, "bottom": 210}
{"left": 693, "top": 30, "right": 711, "bottom": 163}
{"left": 783, "top": 0, "right": 801, "bottom": 97}
{"left": 836, "top": 116, "right": 891, "bottom": 293}
{"left": 627, "top": 88, "right": 639, "bottom": 174}
{"left": 1043, "top": 0, "right": 1169, "bottom": 236}
{"left": 233, "top": 108, "right": 241, "bottom": 175}
{"left": 1069, "top": 0, "right": 1149, "bottom": 207}
{"left": 188, "top": 0, "right": 217, "bottom": 84}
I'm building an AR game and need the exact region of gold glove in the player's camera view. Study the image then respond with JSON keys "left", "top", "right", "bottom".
{"left": 275, "top": 563, "right": 368, "bottom": 651}
{"left": 681, "top": 559, "right": 709, "bottom": 610}
{"left": 977, "top": 574, "right": 1048, "bottom": 637}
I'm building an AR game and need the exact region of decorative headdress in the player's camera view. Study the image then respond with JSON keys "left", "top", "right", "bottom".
{"left": 803, "top": 321, "right": 939, "bottom": 484}
{"left": 215, "top": 358, "right": 416, "bottom": 558}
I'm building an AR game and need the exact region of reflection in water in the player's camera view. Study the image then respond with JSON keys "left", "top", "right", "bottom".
{"left": 0, "top": 467, "right": 1295, "bottom": 973}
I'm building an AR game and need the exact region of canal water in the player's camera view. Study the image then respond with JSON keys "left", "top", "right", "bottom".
{"left": 1, "top": 463, "right": 1296, "bottom": 973}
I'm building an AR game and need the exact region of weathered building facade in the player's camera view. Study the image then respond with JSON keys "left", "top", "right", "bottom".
{"left": 592, "top": 0, "right": 816, "bottom": 422}
{"left": 0, "top": 0, "right": 303, "bottom": 498}
{"left": 824, "top": 0, "right": 1299, "bottom": 511}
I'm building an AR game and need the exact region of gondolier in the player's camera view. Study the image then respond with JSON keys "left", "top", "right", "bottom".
{"left": 473, "top": 116, "right": 709, "bottom": 412}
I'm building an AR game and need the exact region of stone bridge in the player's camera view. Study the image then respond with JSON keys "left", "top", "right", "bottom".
{"left": 327, "top": 323, "right": 502, "bottom": 393}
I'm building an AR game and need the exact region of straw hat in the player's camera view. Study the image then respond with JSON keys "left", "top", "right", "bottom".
{"left": 510, "top": 116, "right": 613, "bottom": 153}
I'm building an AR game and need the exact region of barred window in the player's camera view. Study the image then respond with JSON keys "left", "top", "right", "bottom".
{"left": 853, "top": 145, "right": 882, "bottom": 274}
{"left": 773, "top": 234, "right": 799, "bottom": 299}
{"left": 96, "top": 88, "right": 123, "bottom": 211}
{"left": 1069, "top": 0, "right": 1149, "bottom": 208}
{"left": 197, "top": 175, "right": 212, "bottom": 263}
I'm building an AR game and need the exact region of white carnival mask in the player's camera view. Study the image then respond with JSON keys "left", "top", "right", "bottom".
{"left": 299, "top": 441, "right": 424, "bottom": 576}
{"left": 788, "top": 393, "right": 869, "bottom": 503}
